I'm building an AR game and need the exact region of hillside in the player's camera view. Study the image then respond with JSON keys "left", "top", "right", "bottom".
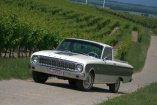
{"left": 0, "top": 0, "right": 153, "bottom": 72}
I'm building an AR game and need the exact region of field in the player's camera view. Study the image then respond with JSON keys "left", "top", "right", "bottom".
{"left": 70, "top": 0, "right": 157, "bottom": 19}
{"left": 127, "top": 11, "right": 157, "bottom": 19}
{"left": 0, "top": 0, "right": 156, "bottom": 80}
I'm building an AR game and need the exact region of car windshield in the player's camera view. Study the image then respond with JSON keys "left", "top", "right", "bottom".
{"left": 56, "top": 39, "right": 103, "bottom": 59}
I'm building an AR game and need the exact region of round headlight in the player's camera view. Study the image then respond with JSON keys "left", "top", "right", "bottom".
{"left": 76, "top": 64, "right": 83, "bottom": 72}
{"left": 32, "top": 56, "right": 39, "bottom": 64}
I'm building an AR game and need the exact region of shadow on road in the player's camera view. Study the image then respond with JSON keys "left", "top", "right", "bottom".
{"left": 39, "top": 81, "right": 127, "bottom": 94}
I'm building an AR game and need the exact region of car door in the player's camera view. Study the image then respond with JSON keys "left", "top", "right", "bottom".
{"left": 95, "top": 47, "right": 117, "bottom": 83}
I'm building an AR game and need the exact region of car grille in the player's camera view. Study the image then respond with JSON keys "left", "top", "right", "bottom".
{"left": 39, "top": 56, "right": 76, "bottom": 70}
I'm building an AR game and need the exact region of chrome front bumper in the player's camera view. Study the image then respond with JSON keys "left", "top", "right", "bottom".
{"left": 29, "top": 63, "right": 85, "bottom": 80}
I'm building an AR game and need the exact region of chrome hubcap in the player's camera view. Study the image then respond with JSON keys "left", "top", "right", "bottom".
{"left": 83, "top": 74, "right": 92, "bottom": 89}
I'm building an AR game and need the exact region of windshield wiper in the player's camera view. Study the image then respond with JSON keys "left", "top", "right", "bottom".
{"left": 58, "top": 49, "right": 71, "bottom": 52}
{"left": 73, "top": 51, "right": 88, "bottom": 56}
{"left": 64, "top": 50, "right": 72, "bottom": 53}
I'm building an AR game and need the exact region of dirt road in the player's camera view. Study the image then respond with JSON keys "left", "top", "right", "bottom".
{"left": 0, "top": 36, "right": 157, "bottom": 105}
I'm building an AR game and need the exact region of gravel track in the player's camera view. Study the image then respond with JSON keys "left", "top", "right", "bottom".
{"left": 0, "top": 35, "right": 157, "bottom": 105}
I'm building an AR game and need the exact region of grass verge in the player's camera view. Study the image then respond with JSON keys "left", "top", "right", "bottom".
{"left": 153, "top": 28, "right": 157, "bottom": 35}
{"left": 99, "top": 82, "right": 157, "bottom": 105}
{"left": 125, "top": 28, "right": 150, "bottom": 72}
{"left": 0, "top": 57, "right": 31, "bottom": 80}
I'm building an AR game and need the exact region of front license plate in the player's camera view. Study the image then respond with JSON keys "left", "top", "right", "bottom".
{"left": 46, "top": 68, "right": 63, "bottom": 76}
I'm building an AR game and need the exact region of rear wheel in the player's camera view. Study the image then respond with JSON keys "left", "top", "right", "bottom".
{"left": 76, "top": 72, "right": 94, "bottom": 91}
{"left": 109, "top": 78, "right": 120, "bottom": 93}
{"left": 32, "top": 71, "right": 48, "bottom": 83}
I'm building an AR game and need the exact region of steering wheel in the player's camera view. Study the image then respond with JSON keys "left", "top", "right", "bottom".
{"left": 87, "top": 52, "right": 99, "bottom": 58}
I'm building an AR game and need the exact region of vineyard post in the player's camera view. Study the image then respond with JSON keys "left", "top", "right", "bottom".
{"left": 25, "top": 48, "right": 27, "bottom": 57}
{"left": 22, "top": 49, "right": 24, "bottom": 57}
{"left": 9, "top": 48, "right": 11, "bottom": 58}
{"left": 119, "top": 46, "right": 123, "bottom": 60}
{"left": 77, "top": 32, "right": 79, "bottom": 39}
{"left": 12, "top": 48, "right": 15, "bottom": 57}
{"left": 0, "top": 48, "right": 1, "bottom": 57}
{"left": 5, "top": 48, "right": 8, "bottom": 58}
{"left": 29, "top": 48, "right": 32, "bottom": 57}
{"left": 17, "top": 46, "right": 20, "bottom": 58}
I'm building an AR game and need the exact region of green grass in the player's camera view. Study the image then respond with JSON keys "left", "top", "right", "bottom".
{"left": 0, "top": 57, "right": 32, "bottom": 80}
{"left": 99, "top": 82, "right": 157, "bottom": 105}
{"left": 125, "top": 28, "right": 150, "bottom": 72}
{"left": 153, "top": 28, "right": 157, "bottom": 35}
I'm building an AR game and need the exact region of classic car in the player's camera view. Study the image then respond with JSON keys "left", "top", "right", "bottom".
{"left": 29, "top": 38, "right": 133, "bottom": 93}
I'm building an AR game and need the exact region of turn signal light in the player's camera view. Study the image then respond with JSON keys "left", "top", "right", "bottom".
{"left": 32, "top": 66, "right": 35, "bottom": 69}
{"left": 76, "top": 75, "right": 79, "bottom": 78}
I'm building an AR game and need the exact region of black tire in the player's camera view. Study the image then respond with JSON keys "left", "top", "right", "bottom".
{"left": 32, "top": 71, "right": 48, "bottom": 83}
{"left": 68, "top": 80, "right": 77, "bottom": 85}
{"left": 109, "top": 78, "right": 120, "bottom": 93}
{"left": 76, "top": 72, "right": 94, "bottom": 91}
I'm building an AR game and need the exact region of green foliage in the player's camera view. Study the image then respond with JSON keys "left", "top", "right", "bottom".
{"left": 104, "top": 27, "right": 122, "bottom": 46}
{"left": 110, "top": 21, "right": 120, "bottom": 29}
{"left": 0, "top": 14, "right": 57, "bottom": 52}
{"left": 124, "top": 24, "right": 130, "bottom": 29}
{"left": 87, "top": 17, "right": 102, "bottom": 27}
{"left": 132, "top": 25, "right": 143, "bottom": 43}
{"left": 137, "top": 26, "right": 143, "bottom": 43}
{"left": 97, "top": 19, "right": 110, "bottom": 31}
{"left": 132, "top": 26, "right": 138, "bottom": 31}
{"left": 116, "top": 34, "right": 131, "bottom": 60}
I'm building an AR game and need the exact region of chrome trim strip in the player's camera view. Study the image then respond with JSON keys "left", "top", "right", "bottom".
{"left": 29, "top": 63, "right": 85, "bottom": 80}
{"left": 94, "top": 74, "right": 132, "bottom": 84}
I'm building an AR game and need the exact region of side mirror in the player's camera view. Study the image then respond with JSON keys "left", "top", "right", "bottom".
{"left": 103, "top": 57, "right": 109, "bottom": 61}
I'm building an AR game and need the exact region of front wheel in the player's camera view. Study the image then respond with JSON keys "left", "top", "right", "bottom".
{"left": 32, "top": 71, "right": 49, "bottom": 83}
{"left": 76, "top": 72, "right": 94, "bottom": 91}
{"left": 109, "top": 78, "right": 120, "bottom": 93}
{"left": 68, "top": 80, "right": 77, "bottom": 86}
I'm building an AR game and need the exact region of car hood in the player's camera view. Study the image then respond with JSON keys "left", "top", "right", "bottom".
{"left": 32, "top": 50, "right": 101, "bottom": 64}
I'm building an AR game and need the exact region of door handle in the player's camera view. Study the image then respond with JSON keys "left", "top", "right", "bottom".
{"left": 113, "top": 63, "right": 116, "bottom": 65}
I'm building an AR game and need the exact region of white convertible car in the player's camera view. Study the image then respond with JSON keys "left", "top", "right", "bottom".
{"left": 29, "top": 38, "right": 133, "bottom": 93}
